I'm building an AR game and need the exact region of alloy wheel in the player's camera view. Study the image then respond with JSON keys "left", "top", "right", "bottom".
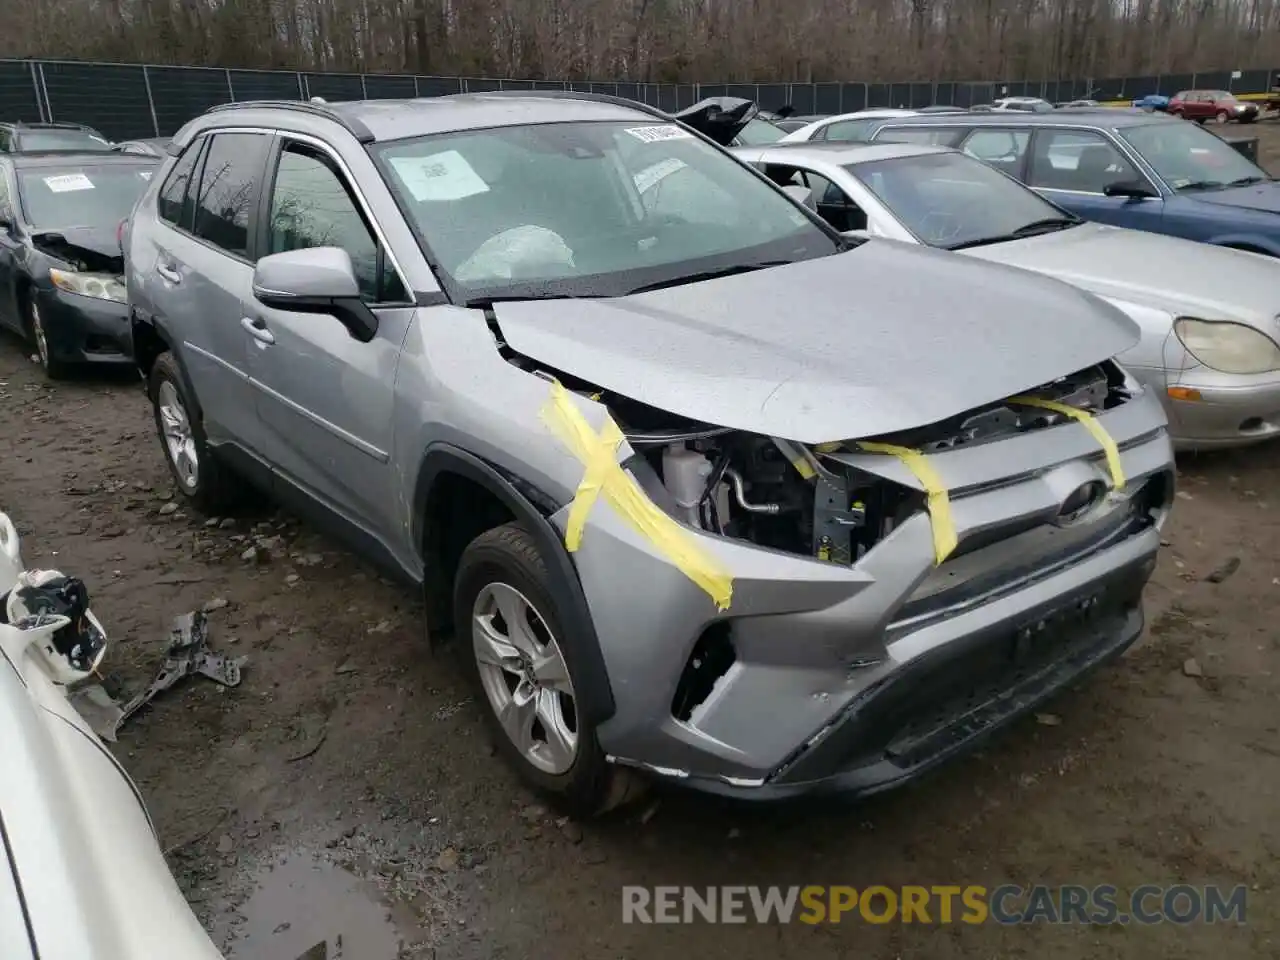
{"left": 158, "top": 380, "right": 200, "bottom": 490}
{"left": 472, "top": 582, "right": 578, "bottom": 775}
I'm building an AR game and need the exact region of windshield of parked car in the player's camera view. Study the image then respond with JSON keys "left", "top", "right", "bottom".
{"left": 17, "top": 162, "right": 156, "bottom": 230}
{"left": 374, "top": 120, "right": 839, "bottom": 300}
{"left": 735, "top": 118, "right": 787, "bottom": 145}
{"left": 1121, "top": 121, "right": 1267, "bottom": 189}
{"left": 18, "top": 129, "right": 111, "bottom": 152}
{"left": 848, "top": 150, "right": 1077, "bottom": 249}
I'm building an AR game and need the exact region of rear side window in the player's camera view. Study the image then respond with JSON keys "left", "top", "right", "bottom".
{"left": 822, "top": 119, "right": 877, "bottom": 143}
{"left": 877, "top": 126, "right": 959, "bottom": 146}
{"left": 157, "top": 138, "right": 204, "bottom": 228}
{"left": 191, "top": 132, "right": 272, "bottom": 258}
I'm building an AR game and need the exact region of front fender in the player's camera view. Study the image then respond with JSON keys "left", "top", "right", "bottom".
{"left": 1206, "top": 233, "right": 1280, "bottom": 256}
{"left": 412, "top": 443, "right": 616, "bottom": 724}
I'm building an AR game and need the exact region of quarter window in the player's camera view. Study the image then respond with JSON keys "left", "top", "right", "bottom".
{"left": 191, "top": 132, "right": 271, "bottom": 257}
{"left": 822, "top": 119, "right": 877, "bottom": 143}
{"left": 267, "top": 143, "right": 406, "bottom": 303}
{"left": 1028, "top": 130, "right": 1141, "bottom": 194}
{"left": 157, "top": 137, "right": 203, "bottom": 228}
{"left": 877, "top": 127, "right": 959, "bottom": 146}
{"left": 961, "top": 129, "right": 1030, "bottom": 177}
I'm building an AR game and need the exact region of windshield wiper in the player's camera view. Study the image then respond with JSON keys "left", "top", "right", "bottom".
{"left": 1225, "top": 175, "right": 1270, "bottom": 187}
{"left": 1011, "top": 216, "right": 1081, "bottom": 237}
{"left": 463, "top": 293, "right": 603, "bottom": 308}
{"left": 1176, "top": 180, "right": 1228, "bottom": 192}
{"left": 624, "top": 260, "right": 794, "bottom": 295}
{"left": 947, "top": 216, "right": 1081, "bottom": 251}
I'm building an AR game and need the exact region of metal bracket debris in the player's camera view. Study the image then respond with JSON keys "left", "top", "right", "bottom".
{"left": 109, "top": 610, "right": 246, "bottom": 737}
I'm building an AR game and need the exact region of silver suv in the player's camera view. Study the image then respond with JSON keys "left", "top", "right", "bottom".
{"left": 125, "top": 93, "right": 1175, "bottom": 815}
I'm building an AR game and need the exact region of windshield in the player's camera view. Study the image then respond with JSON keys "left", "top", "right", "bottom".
{"left": 735, "top": 118, "right": 787, "bottom": 145}
{"left": 374, "top": 120, "right": 837, "bottom": 300}
{"left": 18, "top": 129, "right": 111, "bottom": 152}
{"left": 847, "top": 150, "right": 1072, "bottom": 248}
{"left": 17, "top": 163, "right": 156, "bottom": 230}
{"left": 1121, "top": 122, "right": 1267, "bottom": 190}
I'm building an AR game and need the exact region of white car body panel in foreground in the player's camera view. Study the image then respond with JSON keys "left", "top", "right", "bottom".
{"left": 731, "top": 141, "right": 1280, "bottom": 449}
{"left": 0, "top": 513, "right": 224, "bottom": 960}
{"left": 779, "top": 109, "right": 919, "bottom": 143}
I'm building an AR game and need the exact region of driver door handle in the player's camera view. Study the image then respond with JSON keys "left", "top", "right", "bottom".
{"left": 155, "top": 262, "right": 182, "bottom": 285}
{"left": 240, "top": 315, "right": 275, "bottom": 345}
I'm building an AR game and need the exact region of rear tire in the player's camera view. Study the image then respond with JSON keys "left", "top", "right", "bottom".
{"left": 453, "top": 522, "right": 644, "bottom": 817}
{"left": 148, "top": 352, "right": 239, "bottom": 514}
{"left": 1215, "top": 110, "right": 1230, "bottom": 124}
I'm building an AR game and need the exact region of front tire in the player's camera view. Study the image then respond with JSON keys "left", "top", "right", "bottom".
{"left": 148, "top": 352, "right": 238, "bottom": 513}
{"left": 1215, "top": 110, "right": 1230, "bottom": 124}
{"left": 454, "top": 522, "right": 642, "bottom": 817}
{"left": 27, "top": 295, "right": 70, "bottom": 380}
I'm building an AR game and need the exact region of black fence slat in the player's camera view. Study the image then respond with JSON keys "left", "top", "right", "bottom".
{"left": 865, "top": 83, "right": 891, "bottom": 108}
{"left": 887, "top": 83, "right": 909, "bottom": 107}
{"left": 0, "top": 60, "right": 41, "bottom": 122}
{"left": 657, "top": 84, "right": 678, "bottom": 112}
{"left": 532, "top": 80, "right": 567, "bottom": 91}
{"left": 568, "top": 81, "right": 593, "bottom": 93}
{"left": 674, "top": 84, "right": 698, "bottom": 109}
{"left": 42, "top": 61, "right": 153, "bottom": 140}
{"left": 148, "top": 66, "right": 230, "bottom": 136}
{"left": 757, "top": 83, "right": 787, "bottom": 110}
{"left": 803, "top": 84, "right": 831, "bottom": 115}
{"left": 304, "top": 72, "right": 363, "bottom": 101}
{"left": 697, "top": 84, "right": 728, "bottom": 100}
{"left": 362, "top": 75, "right": 416, "bottom": 99}
{"left": 589, "top": 81, "right": 619, "bottom": 97}
{"left": 615, "top": 82, "right": 641, "bottom": 103}
{"left": 228, "top": 69, "right": 300, "bottom": 102}
{"left": 500, "top": 79, "right": 535, "bottom": 91}
{"left": 1160, "top": 73, "right": 1194, "bottom": 96}
{"left": 909, "top": 82, "right": 933, "bottom": 107}
{"left": 1125, "top": 75, "right": 1159, "bottom": 99}
{"left": 1238, "top": 69, "right": 1271, "bottom": 95}
{"left": 419, "top": 76, "right": 462, "bottom": 97}
{"left": 725, "top": 83, "right": 757, "bottom": 102}
{"left": 1195, "top": 70, "right": 1232, "bottom": 92}
{"left": 463, "top": 78, "right": 501, "bottom": 93}
{"left": 840, "top": 83, "right": 867, "bottom": 112}
{"left": 934, "top": 82, "right": 956, "bottom": 105}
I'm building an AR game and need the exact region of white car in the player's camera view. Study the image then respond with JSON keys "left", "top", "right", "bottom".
{"left": 0, "top": 512, "right": 224, "bottom": 959}
{"left": 730, "top": 141, "right": 1280, "bottom": 450}
{"left": 992, "top": 96, "right": 1055, "bottom": 113}
{"left": 779, "top": 109, "right": 920, "bottom": 144}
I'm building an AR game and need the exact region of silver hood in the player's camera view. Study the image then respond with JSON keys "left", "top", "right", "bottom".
{"left": 965, "top": 222, "right": 1280, "bottom": 326}
{"left": 493, "top": 241, "right": 1139, "bottom": 442}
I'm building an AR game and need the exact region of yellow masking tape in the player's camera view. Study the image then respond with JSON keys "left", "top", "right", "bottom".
{"left": 540, "top": 381, "right": 734, "bottom": 610}
{"left": 856, "top": 441, "right": 958, "bottom": 565}
{"left": 1008, "top": 397, "right": 1125, "bottom": 491}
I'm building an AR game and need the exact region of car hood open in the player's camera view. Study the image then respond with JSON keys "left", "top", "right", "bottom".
{"left": 491, "top": 242, "right": 1140, "bottom": 443}
{"left": 670, "top": 97, "right": 759, "bottom": 146}
{"left": 964, "top": 221, "right": 1280, "bottom": 325}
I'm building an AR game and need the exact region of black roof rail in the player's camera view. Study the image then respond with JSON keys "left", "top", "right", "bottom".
{"left": 203, "top": 99, "right": 376, "bottom": 143}
{"left": 437, "top": 88, "right": 673, "bottom": 120}
{"left": 11, "top": 120, "right": 98, "bottom": 131}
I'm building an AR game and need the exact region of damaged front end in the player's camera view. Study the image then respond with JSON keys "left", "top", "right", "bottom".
{"left": 499, "top": 332, "right": 1173, "bottom": 797}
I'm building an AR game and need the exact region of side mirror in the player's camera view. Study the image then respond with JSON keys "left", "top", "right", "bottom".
{"left": 252, "top": 246, "right": 379, "bottom": 342}
{"left": 1104, "top": 180, "right": 1158, "bottom": 200}
{"left": 841, "top": 228, "right": 871, "bottom": 240}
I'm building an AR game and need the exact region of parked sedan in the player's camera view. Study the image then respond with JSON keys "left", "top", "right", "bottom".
{"left": 780, "top": 109, "right": 921, "bottom": 143}
{"left": 864, "top": 110, "right": 1280, "bottom": 255}
{"left": 0, "top": 151, "right": 158, "bottom": 377}
{"left": 0, "top": 510, "right": 225, "bottom": 959}
{"left": 1131, "top": 94, "right": 1170, "bottom": 112}
{"left": 730, "top": 140, "right": 1280, "bottom": 449}
{"left": 1168, "top": 90, "right": 1258, "bottom": 124}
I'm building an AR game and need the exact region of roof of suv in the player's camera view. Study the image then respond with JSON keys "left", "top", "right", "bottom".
{"left": 4, "top": 150, "right": 157, "bottom": 169}
{"left": 876, "top": 107, "right": 1177, "bottom": 131}
{"left": 196, "top": 93, "right": 669, "bottom": 145}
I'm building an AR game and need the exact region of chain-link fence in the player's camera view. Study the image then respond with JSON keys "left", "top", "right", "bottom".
{"left": 3, "top": 58, "right": 1277, "bottom": 142}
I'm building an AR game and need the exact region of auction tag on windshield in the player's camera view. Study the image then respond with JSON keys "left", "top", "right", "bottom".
{"left": 43, "top": 173, "right": 95, "bottom": 193}
{"left": 389, "top": 151, "right": 489, "bottom": 201}
{"left": 624, "top": 124, "right": 693, "bottom": 144}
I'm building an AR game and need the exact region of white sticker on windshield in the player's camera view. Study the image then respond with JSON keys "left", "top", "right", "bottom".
{"left": 633, "top": 157, "right": 687, "bottom": 194}
{"left": 624, "top": 124, "right": 693, "bottom": 144}
{"left": 43, "top": 173, "right": 95, "bottom": 193}
{"left": 139, "top": 170, "right": 153, "bottom": 181}
{"left": 389, "top": 151, "right": 489, "bottom": 201}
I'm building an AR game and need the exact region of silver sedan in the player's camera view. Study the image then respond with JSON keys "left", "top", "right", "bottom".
{"left": 730, "top": 141, "right": 1280, "bottom": 450}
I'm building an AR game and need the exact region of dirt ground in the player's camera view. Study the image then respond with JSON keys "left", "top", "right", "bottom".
{"left": 3, "top": 122, "right": 1280, "bottom": 960}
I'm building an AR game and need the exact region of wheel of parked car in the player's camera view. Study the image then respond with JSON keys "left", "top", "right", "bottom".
{"left": 454, "top": 522, "right": 641, "bottom": 817}
{"left": 1216, "top": 110, "right": 1230, "bottom": 124}
{"left": 148, "top": 352, "right": 238, "bottom": 512}
{"left": 26, "top": 293, "right": 68, "bottom": 380}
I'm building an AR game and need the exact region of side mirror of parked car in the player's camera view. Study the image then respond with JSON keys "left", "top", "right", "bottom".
{"left": 252, "top": 246, "right": 379, "bottom": 343}
{"left": 1103, "top": 180, "right": 1158, "bottom": 200}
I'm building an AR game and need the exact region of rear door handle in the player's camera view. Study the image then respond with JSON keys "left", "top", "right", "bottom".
{"left": 155, "top": 262, "right": 181, "bottom": 285}
{"left": 240, "top": 315, "right": 275, "bottom": 345}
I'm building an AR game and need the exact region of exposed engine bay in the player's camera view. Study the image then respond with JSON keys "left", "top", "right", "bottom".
{"left": 499, "top": 311, "right": 1134, "bottom": 566}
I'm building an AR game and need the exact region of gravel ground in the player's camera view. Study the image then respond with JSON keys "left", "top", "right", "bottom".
{"left": 2, "top": 122, "right": 1279, "bottom": 960}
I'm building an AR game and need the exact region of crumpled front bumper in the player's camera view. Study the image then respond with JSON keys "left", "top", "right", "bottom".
{"left": 563, "top": 388, "right": 1173, "bottom": 798}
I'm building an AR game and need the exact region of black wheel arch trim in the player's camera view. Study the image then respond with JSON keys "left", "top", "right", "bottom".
{"left": 132, "top": 310, "right": 203, "bottom": 421}
{"left": 413, "top": 443, "right": 616, "bottom": 724}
